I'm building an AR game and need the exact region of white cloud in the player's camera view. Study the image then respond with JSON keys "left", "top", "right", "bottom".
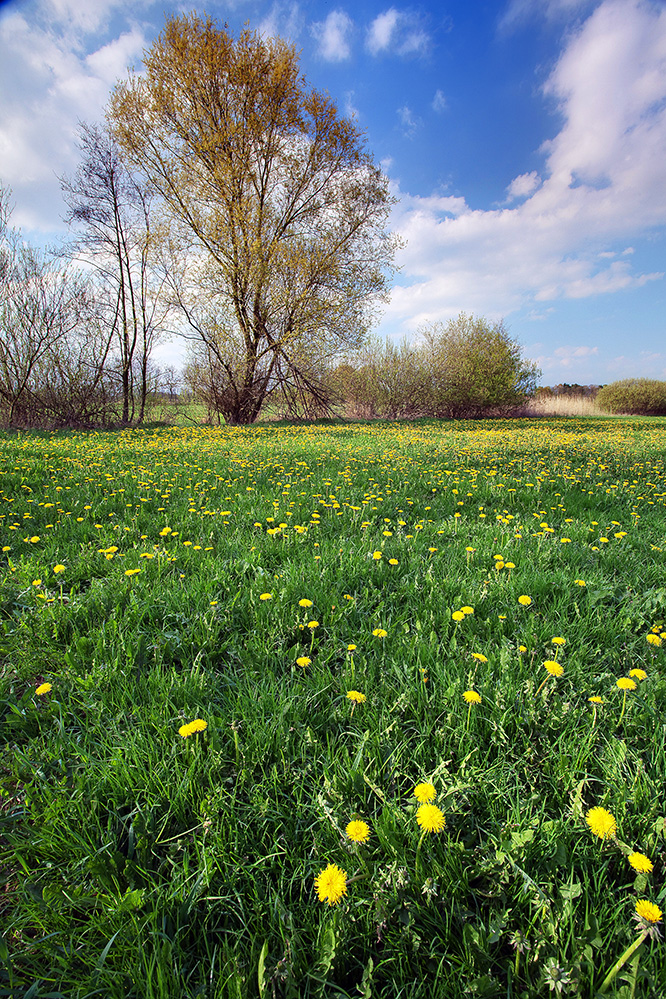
{"left": 384, "top": 0, "right": 666, "bottom": 331}
{"left": 311, "top": 9, "right": 353, "bottom": 62}
{"left": 397, "top": 105, "right": 422, "bottom": 138}
{"left": 366, "top": 7, "right": 430, "bottom": 57}
{"left": 504, "top": 170, "right": 540, "bottom": 202}
{"left": 432, "top": 89, "right": 447, "bottom": 113}
{"left": 258, "top": 3, "right": 303, "bottom": 42}
{"left": 499, "top": 0, "right": 596, "bottom": 33}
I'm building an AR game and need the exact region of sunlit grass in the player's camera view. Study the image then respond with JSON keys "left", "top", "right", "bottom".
{"left": 1, "top": 416, "right": 665, "bottom": 998}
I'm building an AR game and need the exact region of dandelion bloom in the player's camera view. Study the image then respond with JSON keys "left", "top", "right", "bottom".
{"left": 616, "top": 677, "right": 636, "bottom": 691}
{"left": 471, "top": 652, "right": 488, "bottom": 663}
{"left": 35, "top": 683, "right": 52, "bottom": 696}
{"left": 451, "top": 610, "right": 465, "bottom": 622}
{"left": 346, "top": 690, "right": 366, "bottom": 704}
{"left": 635, "top": 899, "right": 662, "bottom": 924}
{"left": 124, "top": 568, "right": 141, "bottom": 577}
{"left": 388, "top": 558, "right": 399, "bottom": 565}
{"left": 585, "top": 806, "right": 617, "bottom": 840}
{"left": 629, "top": 669, "right": 647, "bottom": 681}
{"left": 372, "top": 551, "right": 382, "bottom": 560}
{"left": 296, "top": 656, "right": 312, "bottom": 667}
{"left": 543, "top": 660, "right": 564, "bottom": 677}
{"left": 178, "top": 719, "right": 208, "bottom": 738}
{"left": 463, "top": 690, "right": 481, "bottom": 704}
{"left": 346, "top": 820, "right": 370, "bottom": 843}
{"left": 518, "top": 595, "right": 532, "bottom": 606}
{"left": 461, "top": 606, "right": 474, "bottom": 615}
{"left": 588, "top": 696, "right": 603, "bottom": 704}
{"left": 646, "top": 634, "right": 662, "bottom": 647}
{"left": 347, "top": 644, "right": 357, "bottom": 652}
{"left": 32, "top": 579, "right": 42, "bottom": 587}
{"left": 628, "top": 852, "right": 654, "bottom": 873}
{"left": 416, "top": 803, "right": 446, "bottom": 833}
{"left": 307, "top": 620, "right": 319, "bottom": 629}
{"left": 259, "top": 592, "right": 272, "bottom": 600}
{"left": 53, "top": 564, "right": 65, "bottom": 574}
{"left": 519, "top": 645, "right": 527, "bottom": 653}
{"left": 314, "top": 863, "right": 348, "bottom": 905}
{"left": 372, "top": 628, "right": 387, "bottom": 638}
{"left": 551, "top": 636, "right": 566, "bottom": 646}
{"left": 574, "top": 579, "right": 586, "bottom": 586}
{"left": 413, "top": 782, "right": 436, "bottom": 804}
{"left": 298, "top": 598, "right": 313, "bottom": 608}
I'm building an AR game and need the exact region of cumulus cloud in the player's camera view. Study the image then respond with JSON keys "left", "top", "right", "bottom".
{"left": 498, "top": 0, "right": 596, "bottom": 33}
{"left": 504, "top": 170, "right": 540, "bottom": 202}
{"left": 366, "top": 7, "right": 430, "bottom": 57}
{"left": 384, "top": 0, "right": 666, "bottom": 331}
{"left": 0, "top": 4, "right": 147, "bottom": 232}
{"left": 311, "top": 9, "right": 353, "bottom": 61}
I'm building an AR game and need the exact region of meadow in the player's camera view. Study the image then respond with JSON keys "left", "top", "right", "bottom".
{"left": 1, "top": 416, "right": 665, "bottom": 998}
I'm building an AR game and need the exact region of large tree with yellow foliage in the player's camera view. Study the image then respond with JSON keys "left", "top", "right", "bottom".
{"left": 109, "top": 14, "right": 396, "bottom": 423}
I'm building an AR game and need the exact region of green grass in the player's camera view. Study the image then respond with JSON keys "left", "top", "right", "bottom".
{"left": 1, "top": 417, "right": 666, "bottom": 998}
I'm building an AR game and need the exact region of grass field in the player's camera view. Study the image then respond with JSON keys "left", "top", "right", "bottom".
{"left": 1, "top": 416, "right": 666, "bottom": 998}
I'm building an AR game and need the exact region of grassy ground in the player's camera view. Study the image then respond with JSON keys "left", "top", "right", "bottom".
{"left": 1, "top": 417, "right": 665, "bottom": 998}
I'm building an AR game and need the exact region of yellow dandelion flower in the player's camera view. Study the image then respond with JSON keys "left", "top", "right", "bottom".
{"left": 588, "top": 695, "right": 603, "bottom": 704}
{"left": 629, "top": 669, "right": 647, "bottom": 681}
{"left": 346, "top": 690, "right": 366, "bottom": 704}
{"left": 372, "top": 628, "right": 387, "bottom": 638}
{"left": 53, "top": 564, "right": 65, "bottom": 574}
{"left": 413, "top": 782, "right": 436, "bottom": 804}
{"left": 388, "top": 558, "right": 399, "bottom": 565}
{"left": 461, "top": 606, "right": 474, "bottom": 615}
{"left": 314, "top": 863, "right": 348, "bottom": 905}
{"left": 307, "top": 620, "right": 319, "bottom": 629}
{"left": 471, "top": 652, "right": 488, "bottom": 663}
{"left": 35, "top": 682, "right": 52, "bottom": 696}
{"left": 32, "top": 579, "right": 42, "bottom": 587}
{"left": 178, "top": 719, "right": 207, "bottom": 738}
{"left": 259, "top": 592, "right": 272, "bottom": 600}
{"left": 298, "top": 598, "right": 313, "bottom": 608}
{"left": 543, "top": 660, "right": 564, "bottom": 677}
{"left": 346, "top": 820, "right": 370, "bottom": 843}
{"left": 646, "top": 634, "right": 662, "bottom": 647}
{"left": 574, "top": 579, "right": 586, "bottom": 586}
{"left": 347, "top": 644, "right": 357, "bottom": 652}
{"left": 296, "top": 656, "right": 312, "bottom": 667}
{"left": 372, "top": 551, "right": 382, "bottom": 560}
{"left": 518, "top": 595, "right": 532, "bottom": 606}
{"left": 628, "top": 852, "right": 654, "bottom": 873}
{"left": 635, "top": 899, "right": 662, "bottom": 924}
{"left": 124, "top": 568, "right": 141, "bottom": 577}
{"left": 463, "top": 690, "right": 481, "bottom": 704}
{"left": 551, "top": 636, "right": 566, "bottom": 646}
{"left": 616, "top": 677, "right": 636, "bottom": 691}
{"left": 519, "top": 645, "right": 527, "bottom": 653}
{"left": 586, "top": 806, "right": 617, "bottom": 840}
{"left": 416, "top": 803, "right": 446, "bottom": 833}
{"left": 452, "top": 610, "right": 465, "bottom": 621}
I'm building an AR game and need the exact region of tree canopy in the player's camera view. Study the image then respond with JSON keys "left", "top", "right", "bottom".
{"left": 109, "top": 14, "right": 397, "bottom": 423}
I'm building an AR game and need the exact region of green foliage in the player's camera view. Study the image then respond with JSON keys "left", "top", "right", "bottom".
{"left": 596, "top": 378, "right": 666, "bottom": 415}
{"left": 419, "top": 313, "right": 540, "bottom": 417}
{"left": 331, "top": 315, "right": 539, "bottom": 419}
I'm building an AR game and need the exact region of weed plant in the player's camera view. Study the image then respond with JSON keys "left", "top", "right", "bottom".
{"left": 1, "top": 417, "right": 666, "bottom": 998}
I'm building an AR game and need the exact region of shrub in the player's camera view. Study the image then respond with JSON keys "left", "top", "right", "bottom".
{"left": 596, "top": 379, "right": 666, "bottom": 415}
{"left": 418, "top": 313, "right": 539, "bottom": 418}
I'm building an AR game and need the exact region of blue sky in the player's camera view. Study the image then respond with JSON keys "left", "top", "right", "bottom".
{"left": 1, "top": 0, "right": 665, "bottom": 384}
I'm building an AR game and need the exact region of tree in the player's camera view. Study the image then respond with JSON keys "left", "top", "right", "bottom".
{"left": 61, "top": 122, "right": 170, "bottom": 425}
{"left": 108, "top": 14, "right": 396, "bottom": 424}
{"left": 0, "top": 183, "right": 108, "bottom": 427}
{"left": 418, "top": 313, "right": 539, "bottom": 418}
